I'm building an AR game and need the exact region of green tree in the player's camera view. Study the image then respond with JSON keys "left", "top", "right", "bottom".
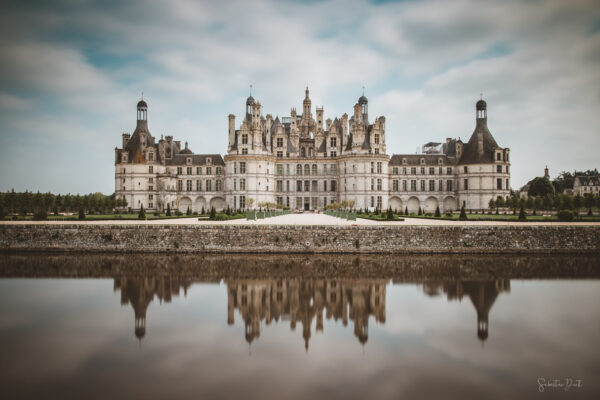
{"left": 573, "top": 194, "right": 583, "bottom": 212}
{"left": 387, "top": 206, "right": 393, "bottom": 220}
{"left": 138, "top": 205, "right": 146, "bottom": 219}
{"left": 418, "top": 207, "right": 422, "bottom": 216}
{"left": 404, "top": 206, "right": 408, "bottom": 216}
{"left": 488, "top": 198, "right": 496, "bottom": 210}
{"left": 434, "top": 206, "right": 441, "bottom": 218}
{"left": 186, "top": 205, "right": 191, "bottom": 216}
{"left": 166, "top": 203, "right": 171, "bottom": 216}
{"left": 78, "top": 205, "right": 85, "bottom": 220}
{"left": 209, "top": 206, "right": 216, "bottom": 219}
{"left": 584, "top": 195, "right": 594, "bottom": 215}
{"left": 527, "top": 177, "right": 554, "bottom": 196}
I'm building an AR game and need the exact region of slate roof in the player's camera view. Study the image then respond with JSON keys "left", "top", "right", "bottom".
{"left": 389, "top": 154, "right": 451, "bottom": 166}
{"left": 459, "top": 118, "right": 500, "bottom": 164}
{"left": 166, "top": 154, "right": 225, "bottom": 166}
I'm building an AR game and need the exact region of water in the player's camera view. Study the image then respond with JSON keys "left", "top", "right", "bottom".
{"left": 0, "top": 254, "right": 598, "bottom": 399}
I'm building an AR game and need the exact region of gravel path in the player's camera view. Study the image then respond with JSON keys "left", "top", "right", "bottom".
{"left": 2, "top": 213, "right": 599, "bottom": 226}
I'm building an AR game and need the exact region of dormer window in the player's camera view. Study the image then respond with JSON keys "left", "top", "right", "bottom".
{"left": 496, "top": 152, "right": 501, "bottom": 161}
{"left": 438, "top": 158, "right": 443, "bottom": 165}
{"left": 420, "top": 158, "right": 425, "bottom": 165}
{"left": 122, "top": 153, "right": 128, "bottom": 162}
{"left": 148, "top": 152, "right": 154, "bottom": 162}
{"left": 402, "top": 158, "right": 407, "bottom": 165}
{"left": 207, "top": 157, "right": 212, "bottom": 165}
{"left": 186, "top": 157, "right": 192, "bottom": 165}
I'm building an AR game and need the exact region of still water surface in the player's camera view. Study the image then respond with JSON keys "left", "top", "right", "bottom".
{"left": 0, "top": 254, "right": 598, "bottom": 399}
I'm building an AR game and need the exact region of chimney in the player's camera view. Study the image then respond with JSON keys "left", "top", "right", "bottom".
{"left": 122, "top": 133, "right": 131, "bottom": 148}
{"left": 228, "top": 114, "right": 235, "bottom": 150}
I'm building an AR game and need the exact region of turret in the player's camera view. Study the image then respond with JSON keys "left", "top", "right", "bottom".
{"left": 246, "top": 95, "right": 255, "bottom": 122}
{"left": 358, "top": 93, "right": 368, "bottom": 124}
{"left": 303, "top": 87, "right": 311, "bottom": 117}
{"left": 122, "top": 133, "right": 131, "bottom": 148}
{"left": 136, "top": 99, "right": 148, "bottom": 131}
{"left": 316, "top": 107, "right": 324, "bottom": 134}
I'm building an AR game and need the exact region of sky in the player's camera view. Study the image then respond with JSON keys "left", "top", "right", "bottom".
{"left": 0, "top": 0, "right": 598, "bottom": 195}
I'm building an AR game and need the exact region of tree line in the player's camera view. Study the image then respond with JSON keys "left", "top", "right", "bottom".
{"left": 0, "top": 190, "right": 127, "bottom": 217}
{"left": 489, "top": 193, "right": 599, "bottom": 215}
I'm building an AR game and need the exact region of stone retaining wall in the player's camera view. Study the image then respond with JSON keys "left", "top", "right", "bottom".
{"left": 1, "top": 224, "right": 599, "bottom": 253}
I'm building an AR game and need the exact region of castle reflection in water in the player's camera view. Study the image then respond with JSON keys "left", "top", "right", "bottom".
{"left": 115, "top": 277, "right": 510, "bottom": 347}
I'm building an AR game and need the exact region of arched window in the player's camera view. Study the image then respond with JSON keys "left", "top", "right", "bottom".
{"left": 301, "top": 147, "right": 306, "bottom": 157}
{"left": 309, "top": 147, "right": 313, "bottom": 157}
{"left": 296, "top": 164, "right": 302, "bottom": 175}
{"left": 304, "top": 164, "right": 310, "bottom": 176}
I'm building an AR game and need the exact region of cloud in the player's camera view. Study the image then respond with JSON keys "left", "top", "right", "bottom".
{"left": 0, "top": 0, "right": 599, "bottom": 193}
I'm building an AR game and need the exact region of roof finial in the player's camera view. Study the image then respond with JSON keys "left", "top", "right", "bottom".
{"left": 362, "top": 86, "right": 365, "bottom": 96}
{"left": 141, "top": 92, "right": 144, "bottom": 100}
{"left": 249, "top": 84, "right": 253, "bottom": 96}
{"left": 480, "top": 92, "right": 483, "bottom": 100}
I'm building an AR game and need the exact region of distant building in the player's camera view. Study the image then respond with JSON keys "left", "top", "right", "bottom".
{"left": 519, "top": 166, "right": 550, "bottom": 198}
{"left": 114, "top": 90, "right": 511, "bottom": 212}
{"left": 573, "top": 174, "right": 600, "bottom": 196}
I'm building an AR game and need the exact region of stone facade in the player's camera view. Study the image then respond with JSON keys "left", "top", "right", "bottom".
{"left": 1, "top": 225, "right": 598, "bottom": 253}
{"left": 115, "top": 90, "right": 510, "bottom": 212}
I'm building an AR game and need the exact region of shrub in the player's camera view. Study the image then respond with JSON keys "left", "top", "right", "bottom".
{"left": 78, "top": 206, "right": 86, "bottom": 220}
{"left": 459, "top": 204, "right": 467, "bottom": 220}
{"left": 33, "top": 210, "right": 48, "bottom": 220}
{"left": 386, "top": 207, "right": 393, "bottom": 220}
{"left": 418, "top": 207, "right": 422, "bottom": 216}
{"left": 153, "top": 211, "right": 160, "bottom": 216}
{"left": 445, "top": 210, "right": 453, "bottom": 218}
{"left": 186, "top": 206, "right": 191, "bottom": 216}
{"left": 201, "top": 206, "right": 205, "bottom": 215}
{"left": 434, "top": 206, "right": 441, "bottom": 218}
{"left": 175, "top": 210, "right": 183, "bottom": 216}
{"left": 0, "top": 207, "right": 5, "bottom": 219}
{"left": 404, "top": 206, "right": 408, "bottom": 216}
{"left": 557, "top": 210, "right": 574, "bottom": 221}
{"left": 166, "top": 203, "right": 171, "bottom": 216}
{"left": 518, "top": 206, "right": 526, "bottom": 221}
{"left": 138, "top": 205, "right": 146, "bottom": 219}
{"left": 209, "top": 207, "right": 216, "bottom": 219}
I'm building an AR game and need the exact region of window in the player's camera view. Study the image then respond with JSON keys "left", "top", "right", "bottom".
{"left": 312, "top": 164, "right": 317, "bottom": 175}
{"left": 497, "top": 178, "right": 502, "bottom": 190}
{"left": 206, "top": 167, "right": 212, "bottom": 175}
{"left": 506, "top": 179, "right": 509, "bottom": 190}
{"left": 507, "top": 166, "right": 510, "bottom": 173}
{"left": 464, "top": 166, "right": 468, "bottom": 173}
{"left": 330, "top": 180, "right": 337, "bottom": 191}
{"left": 149, "top": 177, "right": 153, "bottom": 183}
{"left": 464, "top": 179, "right": 468, "bottom": 190}
{"left": 402, "top": 167, "right": 407, "bottom": 175}
{"left": 402, "top": 180, "right": 407, "bottom": 191}
{"left": 420, "top": 180, "right": 425, "bottom": 191}
{"left": 411, "top": 167, "right": 416, "bottom": 175}
{"left": 370, "top": 196, "right": 375, "bottom": 207}
{"left": 377, "top": 162, "right": 382, "bottom": 174}
{"left": 196, "top": 167, "right": 201, "bottom": 175}
{"left": 277, "top": 165, "right": 283, "bottom": 175}
{"left": 286, "top": 164, "right": 290, "bottom": 175}
{"left": 177, "top": 167, "right": 182, "bottom": 175}
{"left": 277, "top": 151, "right": 283, "bottom": 158}
{"left": 177, "top": 180, "right": 182, "bottom": 191}
{"left": 206, "top": 180, "right": 212, "bottom": 191}
{"left": 330, "top": 137, "right": 337, "bottom": 147}
{"left": 304, "top": 164, "right": 310, "bottom": 176}
{"left": 497, "top": 153, "right": 501, "bottom": 161}
{"left": 216, "top": 167, "right": 222, "bottom": 175}
{"left": 331, "top": 164, "right": 337, "bottom": 174}
{"left": 330, "top": 151, "right": 337, "bottom": 157}
{"left": 296, "top": 164, "right": 302, "bottom": 175}
{"left": 186, "top": 157, "right": 192, "bottom": 165}
{"left": 447, "top": 180, "right": 453, "bottom": 191}
{"left": 420, "top": 158, "right": 425, "bottom": 165}
{"left": 323, "top": 180, "right": 327, "bottom": 191}
{"left": 411, "top": 180, "right": 417, "bottom": 191}
{"left": 439, "top": 180, "right": 442, "bottom": 192}
{"left": 371, "top": 162, "right": 374, "bottom": 173}
{"left": 197, "top": 180, "right": 202, "bottom": 191}
{"left": 242, "top": 148, "right": 248, "bottom": 155}
{"left": 240, "top": 179, "right": 246, "bottom": 190}
{"left": 393, "top": 167, "right": 398, "bottom": 175}
{"left": 393, "top": 180, "right": 399, "bottom": 191}
{"left": 377, "top": 196, "right": 382, "bottom": 210}
{"left": 323, "top": 164, "right": 327, "bottom": 175}
{"left": 374, "top": 134, "right": 380, "bottom": 144}
{"left": 240, "top": 162, "right": 246, "bottom": 173}
{"left": 402, "top": 158, "right": 407, "bottom": 165}
{"left": 497, "top": 165, "right": 502, "bottom": 173}
{"left": 297, "top": 181, "right": 302, "bottom": 192}
{"left": 420, "top": 167, "right": 425, "bottom": 175}
{"left": 439, "top": 167, "right": 442, "bottom": 174}
{"left": 277, "top": 138, "right": 283, "bottom": 147}
{"left": 187, "top": 167, "right": 192, "bottom": 175}
{"left": 371, "top": 179, "right": 374, "bottom": 190}
{"left": 240, "top": 196, "right": 246, "bottom": 209}
{"left": 186, "top": 180, "right": 192, "bottom": 191}
{"left": 447, "top": 167, "right": 452, "bottom": 175}
{"left": 242, "top": 134, "right": 248, "bottom": 144}
{"left": 304, "top": 181, "right": 310, "bottom": 192}
{"left": 148, "top": 152, "right": 154, "bottom": 161}
{"left": 216, "top": 180, "right": 222, "bottom": 191}
{"left": 377, "top": 179, "right": 382, "bottom": 191}
{"left": 149, "top": 186, "right": 153, "bottom": 191}
{"left": 312, "top": 181, "right": 317, "bottom": 191}
{"left": 233, "top": 163, "right": 237, "bottom": 174}
{"left": 277, "top": 180, "right": 283, "bottom": 192}
{"left": 149, "top": 166, "right": 153, "bottom": 173}
{"left": 286, "top": 181, "right": 290, "bottom": 192}
{"left": 429, "top": 167, "right": 435, "bottom": 175}
{"left": 429, "top": 180, "right": 435, "bottom": 191}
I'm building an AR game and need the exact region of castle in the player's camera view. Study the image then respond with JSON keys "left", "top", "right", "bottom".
{"left": 115, "top": 89, "right": 510, "bottom": 212}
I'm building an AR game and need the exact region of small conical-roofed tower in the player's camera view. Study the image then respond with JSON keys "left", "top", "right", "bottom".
{"left": 476, "top": 98, "right": 487, "bottom": 119}
{"left": 246, "top": 95, "right": 255, "bottom": 123}
{"left": 358, "top": 91, "right": 368, "bottom": 123}
{"left": 303, "top": 87, "right": 311, "bottom": 116}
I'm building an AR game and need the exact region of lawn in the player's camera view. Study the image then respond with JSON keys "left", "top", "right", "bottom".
{"left": 2, "top": 213, "right": 199, "bottom": 221}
